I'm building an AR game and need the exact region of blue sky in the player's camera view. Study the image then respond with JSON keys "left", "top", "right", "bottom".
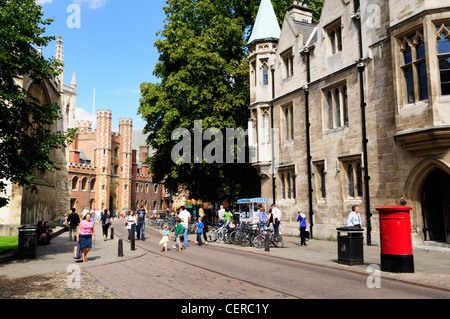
{"left": 39, "top": 0, "right": 167, "bottom": 130}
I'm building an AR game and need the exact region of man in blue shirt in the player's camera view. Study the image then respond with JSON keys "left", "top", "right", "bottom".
{"left": 259, "top": 208, "right": 267, "bottom": 231}
{"left": 136, "top": 205, "right": 147, "bottom": 240}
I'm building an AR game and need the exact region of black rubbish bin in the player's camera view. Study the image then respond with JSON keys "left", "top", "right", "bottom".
{"left": 18, "top": 225, "right": 38, "bottom": 259}
{"left": 337, "top": 226, "right": 364, "bottom": 265}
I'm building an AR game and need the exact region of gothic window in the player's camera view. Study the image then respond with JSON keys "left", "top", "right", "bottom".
{"left": 90, "top": 178, "right": 95, "bottom": 191}
{"left": 334, "top": 89, "right": 341, "bottom": 128}
{"left": 279, "top": 169, "right": 295, "bottom": 200}
{"left": 314, "top": 160, "right": 326, "bottom": 199}
{"left": 342, "top": 157, "right": 363, "bottom": 199}
{"left": 327, "top": 20, "right": 342, "bottom": 55}
{"left": 399, "top": 30, "right": 428, "bottom": 104}
{"left": 324, "top": 84, "right": 348, "bottom": 131}
{"left": 287, "top": 172, "right": 291, "bottom": 199}
{"left": 262, "top": 64, "right": 269, "bottom": 86}
{"left": 327, "top": 92, "right": 333, "bottom": 129}
{"left": 263, "top": 112, "right": 270, "bottom": 142}
{"left": 281, "top": 48, "right": 293, "bottom": 79}
{"left": 436, "top": 24, "right": 450, "bottom": 95}
{"left": 282, "top": 104, "right": 294, "bottom": 141}
{"left": 343, "top": 85, "right": 348, "bottom": 126}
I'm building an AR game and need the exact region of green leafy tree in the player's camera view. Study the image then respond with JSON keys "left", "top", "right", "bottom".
{"left": 0, "top": 0, "right": 75, "bottom": 207}
{"left": 139, "top": 0, "right": 323, "bottom": 204}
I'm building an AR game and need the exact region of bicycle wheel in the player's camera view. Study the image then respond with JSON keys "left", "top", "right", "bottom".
{"left": 240, "top": 233, "right": 251, "bottom": 247}
{"left": 224, "top": 231, "right": 232, "bottom": 244}
{"left": 272, "top": 235, "right": 284, "bottom": 248}
{"left": 252, "top": 234, "right": 265, "bottom": 249}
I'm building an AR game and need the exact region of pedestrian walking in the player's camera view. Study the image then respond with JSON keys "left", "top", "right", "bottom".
{"left": 136, "top": 205, "right": 147, "bottom": 240}
{"left": 77, "top": 212, "right": 95, "bottom": 263}
{"left": 67, "top": 208, "right": 80, "bottom": 241}
{"left": 174, "top": 218, "right": 183, "bottom": 252}
{"left": 259, "top": 208, "right": 267, "bottom": 231}
{"left": 271, "top": 203, "right": 282, "bottom": 236}
{"left": 297, "top": 210, "right": 307, "bottom": 246}
{"left": 179, "top": 206, "right": 191, "bottom": 249}
{"left": 223, "top": 209, "right": 233, "bottom": 228}
{"left": 195, "top": 216, "right": 204, "bottom": 246}
{"left": 159, "top": 224, "right": 171, "bottom": 252}
{"left": 125, "top": 211, "right": 136, "bottom": 242}
{"left": 101, "top": 209, "right": 111, "bottom": 241}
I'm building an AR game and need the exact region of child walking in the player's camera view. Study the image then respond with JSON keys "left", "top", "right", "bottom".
{"left": 195, "top": 216, "right": 204, "bottom": 246}
{"left": 159, "top": 224, "right": 171, "bottom": 252}
{"left": 174, "top": 218, "right": 183, "bottom": 252}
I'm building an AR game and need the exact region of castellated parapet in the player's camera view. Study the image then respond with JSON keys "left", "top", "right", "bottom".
{"left": 76, "top": 120, "right": 93, "bottom": 133}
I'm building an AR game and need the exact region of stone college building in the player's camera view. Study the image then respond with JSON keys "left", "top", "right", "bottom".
{"left": 248, "top": 0, "right": 450, "bottom": 247}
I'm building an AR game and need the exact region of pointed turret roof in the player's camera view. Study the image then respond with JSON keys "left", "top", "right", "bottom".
{"left": 248, "top": 0, "right": 281, "bottom": 46}
{"left": 71, "top": 69, "right": 76, "bottom": 87}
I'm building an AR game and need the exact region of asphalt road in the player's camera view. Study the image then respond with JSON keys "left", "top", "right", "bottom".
{"left": 85, "top": 223, "right": 450, "bottom": 299}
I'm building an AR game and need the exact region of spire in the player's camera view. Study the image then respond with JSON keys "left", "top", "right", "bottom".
{"left": 55, "top": 35, "right": 64, "bottom": 63}
{"left": 248, "top": 0, "right": 281, "bottom": 46}
{"left": 71, "top": 69, "right": 76, "bottom": 88}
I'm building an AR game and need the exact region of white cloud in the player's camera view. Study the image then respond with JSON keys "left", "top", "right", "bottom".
{"left": 75, "top": 107, "right": 96, "bottom": 126}
{"left": 74, "top": 0, "right": 108, "bottom": 9}
{"left": 36, "top": 0, "right": 52, "bottom": 5}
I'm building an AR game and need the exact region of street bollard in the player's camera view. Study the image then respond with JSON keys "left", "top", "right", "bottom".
{"left": 264, "top": 233, "right": 270, "bottom": 252}
{"left": 110, "top": 227, "right": 114, "bottom": 239}
{"left": 131, "top": 224, "right": 136, "bottom": 251}
{"left": 118, "top": 239, "right": 124, "bottom": 257}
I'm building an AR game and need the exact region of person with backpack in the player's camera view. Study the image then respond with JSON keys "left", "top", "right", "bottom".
{"left": 67, "top": 208, "right": 80, "bottom": 241}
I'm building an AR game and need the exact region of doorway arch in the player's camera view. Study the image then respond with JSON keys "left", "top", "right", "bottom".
{"left": 404, "top": 158, "right": 450, "bottom": 244}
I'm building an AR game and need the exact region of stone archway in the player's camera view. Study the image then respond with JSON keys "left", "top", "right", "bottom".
{"left": 404, "top": 158, "right": 450, "bottom": 244}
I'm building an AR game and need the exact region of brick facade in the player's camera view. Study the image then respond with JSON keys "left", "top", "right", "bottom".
{"left": 68, "top": 110, "right": 169, "bottom": 215}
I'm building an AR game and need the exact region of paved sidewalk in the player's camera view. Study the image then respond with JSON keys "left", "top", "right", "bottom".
{"left": 0, "top": 222, "right": 146, "bottom": 280}
{"left": 1, "top": 220, "right": 449, "bottom": 293}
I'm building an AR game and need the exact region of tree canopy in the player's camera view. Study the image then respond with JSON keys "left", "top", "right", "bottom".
{"left": 0, "top": 0, "right": 75, "bottom": 207}
{"left": 138, "top": 0, "right": 323, "bottom": 205}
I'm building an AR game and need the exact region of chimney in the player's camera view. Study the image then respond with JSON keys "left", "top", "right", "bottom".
{"left": 288, "top": 1, "right": 313, "bottom": 24}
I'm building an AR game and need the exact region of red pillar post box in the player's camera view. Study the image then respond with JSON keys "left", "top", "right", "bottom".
{"left": 376, "top": 206, "right": 414, "bottom": 273}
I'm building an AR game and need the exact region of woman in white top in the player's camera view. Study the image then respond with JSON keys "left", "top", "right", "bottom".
{"left": 347, "top": 205, "right": 362, "bottom": 228}
{"left": 126, "top": 211, "right": 137, "bottom": 241}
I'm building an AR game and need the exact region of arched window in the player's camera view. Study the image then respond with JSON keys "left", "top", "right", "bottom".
{"left": 72, "top": 176, "right": 78, "bottom": 190}
{"left": 90, "top": 178, "right": 96, "bottom": 191}
{"left": 334, "top": 89, "right": 341, "bottom": 128}
{"left": 81, "top": 177, "right": 88, "bottom": 190}
{"left": 343, "top": 85, "right": 348, "bottom": 126}
{"left": 327, "top": 92, "right": 333, "bottom": 129}
{"left": 262, "top": 64, "right": 268, "bottom": 86}
{"left": 347, "top": 164, "right": 354, "bottom": 198}
{"left": 263, "top": 113, "right": 270, "bottom": 142}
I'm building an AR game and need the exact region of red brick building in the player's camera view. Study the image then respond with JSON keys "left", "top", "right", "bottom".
{"left": 68, "top": 110, "right": 169, "bottom": 215}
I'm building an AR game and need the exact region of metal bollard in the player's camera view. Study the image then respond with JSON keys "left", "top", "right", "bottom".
{"left": 131, "top": 224, "right": 136, "bottom": 251}
{"left": 110, "top": 227, "right": 114, "bottom": 239}
{"left": 118, "top": 239, "right": 124, "bottom": 257}
{"left": 264, "top": 234, "right": 270, "bottom": 251}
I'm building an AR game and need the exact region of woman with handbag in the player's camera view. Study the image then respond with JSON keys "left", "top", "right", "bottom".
{"left": 125, "top": 211, "right": 136, "bottom": 242}
{"left": 77, "top": 213, "right": 96, "bottom": 262}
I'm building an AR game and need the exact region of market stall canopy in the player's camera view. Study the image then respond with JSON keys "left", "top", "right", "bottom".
{"left": 237, "top": 198, "right": 268, "bottom": 204}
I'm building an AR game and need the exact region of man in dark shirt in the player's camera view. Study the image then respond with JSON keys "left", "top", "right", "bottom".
{"left": 136, "top": 205, "right": 147, "bottom": 240}
{"left": 67, "top": 208, "right": 80, "bottom": 241}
